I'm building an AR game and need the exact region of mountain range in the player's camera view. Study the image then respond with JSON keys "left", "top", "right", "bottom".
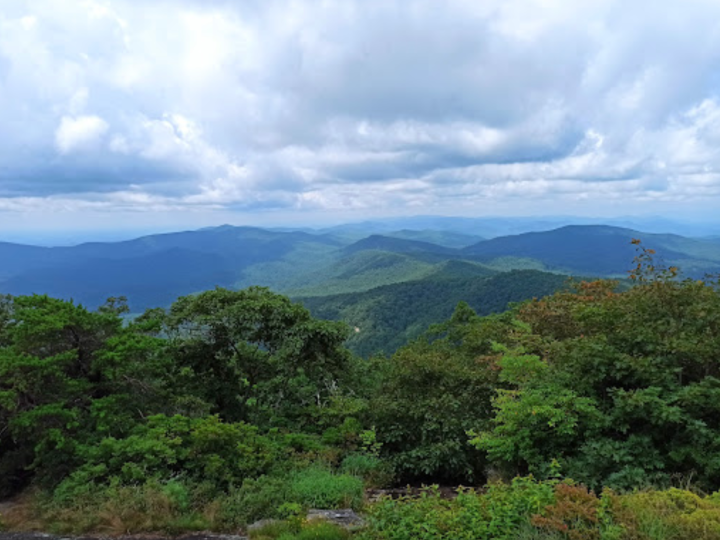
{"left": 1, "top": 221, "right": 719, "bottom": 354}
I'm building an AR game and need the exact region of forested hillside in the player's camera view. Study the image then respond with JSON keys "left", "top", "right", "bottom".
{"left": 300, "top": 268, "right": 568, "bottom": 356}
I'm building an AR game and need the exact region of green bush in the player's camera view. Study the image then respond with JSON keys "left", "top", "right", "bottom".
{"left": 370, "top": 304, "right": 509, "bottom": 484}
{"left": 54, "top": 414, "right": 278, "bottom": 499}
{"left": 622, "top": 488, "right": 720, "bottom": 540}
{"left": 290, "top": 466, "right": 363, "bottom": 510}
{"left": 361, "top": 476, "right": 556, "bottom": 540}
{"left": 478, "top": 274, "right": 720, "bottom": 491}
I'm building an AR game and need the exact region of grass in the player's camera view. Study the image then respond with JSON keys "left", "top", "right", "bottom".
{"left": 290, "top": 466, "right": 364, "bottom": 511}
{"left": 249, "top": 519, "right": 351, "bottom": 540}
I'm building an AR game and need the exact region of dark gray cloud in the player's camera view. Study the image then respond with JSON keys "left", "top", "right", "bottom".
{"left": 1, "top": 0, "right": 720, "bottom": 226}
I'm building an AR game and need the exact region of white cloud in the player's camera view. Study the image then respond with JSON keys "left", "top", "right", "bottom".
{"left": 2, "top": 0, "right": 720, "bottom": 224}
{"left": 54, "top": 115, "right": 109, "bottom": 154}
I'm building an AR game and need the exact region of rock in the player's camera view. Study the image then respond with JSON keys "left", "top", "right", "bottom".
{"left": 306, "top": 509, "right": 364, "bottom": 529}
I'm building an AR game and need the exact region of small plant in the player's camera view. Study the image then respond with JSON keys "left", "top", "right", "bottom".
{"left": 628, "top": 238, "right": 679, "bottom": 283}
{"left": 531, "top": 483, "right": 602, "bottom": 540}
{"left": 161, "top": 479, "right": 191, "bottom": 512}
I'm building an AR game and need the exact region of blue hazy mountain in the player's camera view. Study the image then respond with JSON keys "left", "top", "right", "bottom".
{"left": 462, "top": 225, "right": 720, "bottom": 277}
{"left": 1, "top": 223, "right": 719, "bottom": 312}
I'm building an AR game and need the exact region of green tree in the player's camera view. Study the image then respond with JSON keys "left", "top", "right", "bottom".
{"left": 474, "top": 270, "right": 720, "bottom": 490}
{"left": 158, "top": 287, "right": 353, "bottom": 428}
{"left": 0, "top": 295, "right": 169, "bottom": 495}
{"left": 371, "top": 303, "right": 512, "bottom": 483}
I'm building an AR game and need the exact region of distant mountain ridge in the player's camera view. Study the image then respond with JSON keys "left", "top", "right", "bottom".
{"left": 316, "top": 216, "right": 720, "bottom": 239}
{"left": 1, "top": 222, "right": 719, "bottom": 312}
{"left": 382, "top": 229, "right": 483, "bottom": 248}
{"left": 0, "top": 226, "right": 345, "bottom": 309}
{"left": 343, "top": 235, "right": 457, "bottom": 256}
{"left": 463, "top": 225, "right": 720, "bottom": 276}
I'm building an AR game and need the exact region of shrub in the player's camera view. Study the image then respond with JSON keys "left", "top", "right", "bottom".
{"left": 370, "top": 304, "right": 506, "bottom": 485}
{"left": 483, "top": 275, "right": 720, "bottom": 491}
{"left": 289, "top": 466, "right": 364, "bottom": 510}
{"left": 530, "top": 484, "right": 620, "bottom": 540}
{"left": 54, "top": 414, "right": 278, "bottom": 499}
{"left": 622, "top": 488, "right": 720, "bottom": 540}
{"left": 361, "top": 476, "right": 556, "bottom": 540}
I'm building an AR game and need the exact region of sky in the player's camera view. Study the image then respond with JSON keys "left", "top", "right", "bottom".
{"left": 2, "top": 0, "right": 720, "bottom": 240}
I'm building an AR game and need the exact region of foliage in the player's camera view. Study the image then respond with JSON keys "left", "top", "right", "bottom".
{"left": 53, "top": 414, "right": 278, "bottom": 497}
{"left": 369, "top": 302, "right": 511, "bottom": 483}
{"left": 359, "top": 477, "right": 556, "bottom": 540}
{"left": 0, "top": 288, "right": 365, "bottom": 528}
{"left": 475, "top": 246, "right": 720, "bottom": 490}
{"left": 220, "top": 475, "right": 294, "bottom": 528}
{"left": 621, "top": 488, "right": 720, "bottom": 539}
{"left": 0, "top": 294, "right": 170, "bottom": 496}
{"left": 157, "top": 286, "right": 353, "bottom": 428}
{"left": 301, "top": 269, "right": 569, "bottom": 357}
{"left": 249, "top": 519, "right": 351, "bottom": 540}
{"left": 4, "top": 239, "right": 720, "bottom": 537}
{"left": 289, "top": 466, "right": 364, "bottom": 510}
{"left": 340, "top": 453, "right": 393, "bottom": 487}
{"left": 360, "top": 479, "right": 720, "bottom": 540}
{"left": 2, "top": 481, "right": 215, "bottom": 535}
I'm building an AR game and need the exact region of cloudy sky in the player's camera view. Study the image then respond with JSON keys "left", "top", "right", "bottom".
{"left": 2, "top": 0, "right": 720, "bottom": 238}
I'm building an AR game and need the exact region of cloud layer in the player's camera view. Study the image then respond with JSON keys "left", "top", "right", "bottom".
{"left": 2, "top": 0, "right": 720, "bottom": 225}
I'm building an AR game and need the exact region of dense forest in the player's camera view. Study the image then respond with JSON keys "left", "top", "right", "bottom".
{"left": 2, "top": 243, "right": 720, "bottom": 539}
{"left": 300, "top": 268, "right": 570, "bottom": 356}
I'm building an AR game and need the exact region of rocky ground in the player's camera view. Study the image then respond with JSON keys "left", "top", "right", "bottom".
{"left": 0, "top": 506, "right": 364, "bottom": 540}
{"left": 0, "top": 534, "right": 248, "bottom": 540}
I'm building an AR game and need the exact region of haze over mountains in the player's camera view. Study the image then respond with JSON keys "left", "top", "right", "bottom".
{"left": 2, "top": 218, "right": 719, "bottom": 355}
